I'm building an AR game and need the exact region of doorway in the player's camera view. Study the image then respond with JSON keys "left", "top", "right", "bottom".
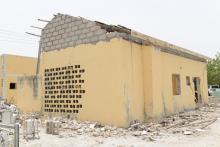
{"left": 193, "top": 77, "right": 202, "bottom": 104}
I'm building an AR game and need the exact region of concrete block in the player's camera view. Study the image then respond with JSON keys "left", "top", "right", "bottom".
{"left": 90, "top": 26, "right": 101, "bottom": 31}
{"left": 61, "top": 43, "right": 68, "bottom": 48}
{"left": 72, "top": 36, "right": 78, "bottom": 41}
{"left": 75, "top": 20, "right": 82, "bottom": 26}
{"left": 55, "top": 35, "right": 62, "bottom": 40}
{"left": 82, "top": 38, "right": 90, "bottom": 44}
{"left": 58, "top": 29, "right": 65, "bottom": 35}
{"left": 66, "top": 27, "right": 71, "bottom": 33}
{"left": 58, "top": 38, "right": 65, "bottom": 44}
{"left": 119, "top": 33, "right": 128, "bottom": 38}
{"left": 71, "top": 26, "right": 78, "bottom": 31}
{"left": 79, "top": 34, "right": 86, "bottom": 39}
{"left": 82, "top": 19, "right": 89, "bottom": 23}
{"left": 65, "top": 37, "right": 71, "bottom": 42}
{"left": 44, "top": 38, "right": 50, "bottom": 43}
{"left": 52, "top": 22, "right": 59, "bottom": 27}
{"left": 55, "top": 25, "right": 62, "bottom": 30}
{"left": 62, "top": 23, "right": 69, "bottom": 29}
{"left": 78, "top": 23, "right": 86, "bottom": 29}
{"left": 68, "top": 41, "right": 75, "bottom": 47}
{"left": 106, "top": 32, "right": 119, "bottom": 39}
{"left": 46, "top": 33, "right": 52, "bottom": 38}
{"left": 44, "top": 46, "right": 50, "bottom": 50}
{"left": 55, "top": 44, "right": 62, "bottom": 49}
{"left": 41, "top": 43, "right": 45, "bottom": 48}
{"left": 86, "top": 22, "right": 97, "bottom": 27}
{"left": 75, "top": 39, "right": 82, "bottom": 45}
{"left": 68, "top": 21, "right": 75, "bottom": 27}
{"left": 90, "top": 36, "right": 99, "bottom": 43}
{"left": 62, "top": 33, "right": 68, "bottom": 38}
{"left": 50, "top": 27, "right": 55, "bottom": 33}
{"left": 75, "top": 17, "right": 82, "bottom": 21}
{"left": 50, "top": 45, "right": 56, "bottom": 50}
{"left": 53, "top": 31, "right": 59, "bottom": 36}
{"left": 98, "top": 34, "right": 107, "bottom": 40}
{"left": 46, "top": 42, "right": 52, "bottom": 46}
{"left": 81, "top": 28, "right": 90, "bottom": 34}
{"left": 52, "top": 40, "right": 59, "bottom": 45}
{"left": 59, "top": 20, "right": 65, "bottom": 25}
{"left": 71, "top": 17, "right": 78, "bottom": 22}
{"left": 50, "top": 36, "right": 56, "bottom": 41}
{"left": 86, "top": 32, "right": 94, "bottom": 38}
{"left": 94, "top": 29, "right": 106, "bottom": 35}
{"left": 44, "top": 29, "right": 50, "bottom": 34}
{"left": 65, "top": 17, "right": 72, "bottom": 23}
{"left": 68, "top": 31, "right": 75, "bottom": 37}
{"left": 75, "top": 30, "right": 82, "bottom": 35}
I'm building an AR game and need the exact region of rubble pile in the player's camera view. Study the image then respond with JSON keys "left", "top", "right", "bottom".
{"left": 0, "top": 102, "right": 18, "bottom": 112}
{"left": 160, "top": 105, "right": 218, "bottom": 135}
{"left": 42, "top": 103, "right": 219, "bottom": 141}
{"left": 17, "top": 102, "right": 220, "bottom": 143}
{"left": 51, "top": 118, "right": 128, "bottom": 138}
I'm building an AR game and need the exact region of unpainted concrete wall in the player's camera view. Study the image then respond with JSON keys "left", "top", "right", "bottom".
{"left": 40, "top": 14, "right": 123, "bottom": 52}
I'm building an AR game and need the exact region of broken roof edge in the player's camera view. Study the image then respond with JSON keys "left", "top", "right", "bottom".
{"left": 131, "top": 31, "right": 210, "bottom": 61}
{"left": 45, "top": 13, "right": 209, "bottom": 63}
{"left": 93, "top": 17, "right": 208, "bottom": 62}
{"left": 119, "top": 34, "right": 207, "bottom": 63}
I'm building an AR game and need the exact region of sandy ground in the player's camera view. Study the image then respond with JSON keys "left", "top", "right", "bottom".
{"left": 20, "top": 99, "right": 220, "bottom": 147}
{"left": 20, "top": 119, "right": 220, "bottom": 147}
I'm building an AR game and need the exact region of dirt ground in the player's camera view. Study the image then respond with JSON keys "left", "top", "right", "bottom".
{"left": 20, "top": 98, "right": 220, "bottom": 147}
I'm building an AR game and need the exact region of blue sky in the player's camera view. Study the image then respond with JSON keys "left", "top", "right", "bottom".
{"left": 0, "top": 0, "right": 219, "bottom": 58}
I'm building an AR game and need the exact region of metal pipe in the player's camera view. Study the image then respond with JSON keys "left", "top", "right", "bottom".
{"left": 1, "top": 55, "right": 6, "bottom": 101}
{"left": 14, "top": 123, "right": 19, "bottom": 147}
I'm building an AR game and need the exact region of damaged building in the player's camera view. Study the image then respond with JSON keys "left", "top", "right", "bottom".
{"left": 39, "top": 14, "right": 209, "bottom": 127}
{"left": 0, "top": 14, "right": 209, "bottom": 127}
{"left": 38, "top": 13, "right": 208, "bottom": 127}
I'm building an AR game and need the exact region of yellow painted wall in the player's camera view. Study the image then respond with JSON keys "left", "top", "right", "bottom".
{"left": 16, "top": 76, "right": 42, "bottom": 113}
{"left": 110, "top": 39, "right": 146, "bottom": 124}
{"left": 40, "top": 38, "right": 208, "bottom": 127}
{"left": 0, "top": 54, "right": 40, "bottom": 112}
{"left": 142, "top": 46, "right": 208, "bottom": 120}
{"left": 4, "top": 55, "right": 37, "bottom": 104}
{"left": 4, "top": 54, "right": 37, "bottom": 75}
{"left": 160, "top": 48, "right": 208, "bottom": 114}
{"left": 40, "top": 38, "right": 129, "bottom": 127}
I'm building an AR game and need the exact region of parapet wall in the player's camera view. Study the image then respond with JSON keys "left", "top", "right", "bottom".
{"left": 40, "top": 14, "right": 123, "bottom": 52}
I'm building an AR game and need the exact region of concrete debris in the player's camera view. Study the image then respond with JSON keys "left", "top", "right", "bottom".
{"left": 0, "top": 131, "right": 14, "bottom": 147}
{"left": 183, "top": 131, "right": 192, "bottom": 135}
{"left": 195, "top": 129, "right": 205, "bottom": 132}
{"left": 0, "top": 102, "right": 18, "bottom": 113}
{"left": 23, "top": 118, "right": 40, "bottom": 140}
{"left": 18, "top": 98, "right": 220, "bottom": 144}
{"left": 33, "top": 103, "right": 218, "bottom": 141}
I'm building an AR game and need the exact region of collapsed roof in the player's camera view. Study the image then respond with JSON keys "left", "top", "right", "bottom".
{"left": 40, "top": 13, "right": 208, "bottom": 63}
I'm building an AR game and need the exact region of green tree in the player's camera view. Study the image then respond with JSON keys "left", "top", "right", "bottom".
{"left": 207, "top": 52, "right": 220, "bottom": 85}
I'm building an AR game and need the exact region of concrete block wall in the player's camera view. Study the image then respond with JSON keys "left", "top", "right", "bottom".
{"left": 40, "top": 14, "right": 122, "bottom": 51}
